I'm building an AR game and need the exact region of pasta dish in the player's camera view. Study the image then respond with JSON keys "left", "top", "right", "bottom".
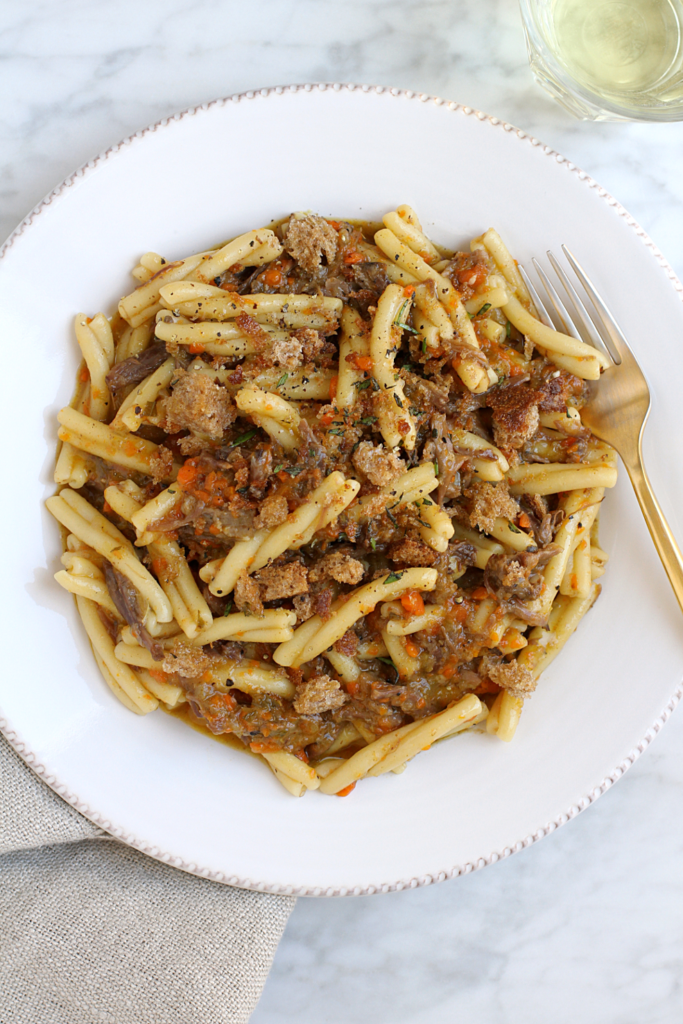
{"left": 48, "top": 207, "right": 616, "bottom": 797}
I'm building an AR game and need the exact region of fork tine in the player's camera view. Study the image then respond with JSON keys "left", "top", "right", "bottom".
{"left": 518, "top": 266, "right": 554, "bottom": 328}
{"left": 531, "top": 257, "right": 583, "bottom": 341}
{"left": 561, "top": 245, "right": 625, "bottom": 365}
{"left": 544, "top": 250, "right": 614, "bottom": 370}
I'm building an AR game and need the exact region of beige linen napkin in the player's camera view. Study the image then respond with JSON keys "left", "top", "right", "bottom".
{"left": 0, "top": 734, "right": 295, "bottom": 1024}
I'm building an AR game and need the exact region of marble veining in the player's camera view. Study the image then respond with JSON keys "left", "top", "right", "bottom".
{"left": 2, "top": 2, "right": 683, "bottom": 1021}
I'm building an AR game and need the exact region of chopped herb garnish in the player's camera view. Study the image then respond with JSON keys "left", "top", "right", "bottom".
{"left": 361, "top": 416, "right": 378, "bottom": 425}
{"left": 275, "top": 373, "right": 289, "bottom": 389}
{"left": 328, "top": 428, "right": 344, "bottom": 436}
{"left": 377, "top": 657, "right": 400, "bottom": 683}
{"left": 394, "top": 299, "right": 410, "bottom": 325}
{"left": 393, "top": 393, "right": 404, "bottom": 408}
{"left": 421, "top": 338, "right": 427, "bottom": 355}
{"left": 284, "top": 466, "right": 304, "bottom": 476}
{"left": 508, "top": 522, "right": 521, "bottom": 534}
{"left": 386, "top": 508, "right": 398, "bottom": 527}
{"left": 408, "top": 405, "right": 421, "bottom": 415}
{"left": 370, "top": 538, "right": 377, "bottom": 551}
{"left": 476, "top": 302, "right": 492, "bottom": 316}
{"left": 273, "top": 464, "right": 285, "bottom": 473}
{"left": 223, "top": 600, "right": 233, "bottom": 616}
{"left": 353, "top": 379, "right": 372, "bottom": 390}
{"left": 231, "top": 428, "right": 258, "bottom": 446}
{"left": 433, "top": 461, "right": 439, "bottom": 477}
{"left": 422, "top": 497, "right": 434, "bottom": 506}
{"left": 395, "top": 321, "right": 418, "bottom": 335}
{"left": 384, "top": 571, "right": 403, "bottom": 585}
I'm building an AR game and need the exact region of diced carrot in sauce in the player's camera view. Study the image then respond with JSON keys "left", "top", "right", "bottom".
{"left": 400, "top": 590, "right": 424, "bottom": 616}
{"left": 403, "top": 284, "right": 416, "bottom": 297}
{"left": 474, "top": 678, "right": 501, "bottom": 695}
{"left": 354, "top": 355, "right": 373, "bottom": 372}
{"left": 263, "top": 265, "right": 283, "bottom": 287}
{"left": 404, "top": 637, "right": 420, "bottom": 658}
{"left": 102, "top": 501, "right": 112, "bottom": 514}
{"left": 329, "top": 375, "right": 338, "bottom": 401}
{"left": 336, "top": 782, "right": 356, "bottom": 797}
{"left": 472, "top": 586, "right": 489, "bottom": 601}
{"left": 518, "top": 512, "right": 531, "bottom": 529}
{"left": 343, "top": 251, "right": 365, "bottom": 265}
{"left": 453, "top": 604, "right": 468, "bottom": 624}
{"left": 177, "top": 463, "right": 199, "bottom": 488}
{"left": 188, "top": 341, "right": 205, "bottom": 354}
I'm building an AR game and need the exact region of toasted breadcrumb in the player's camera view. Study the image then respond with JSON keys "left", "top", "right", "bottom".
{"left": 148, "top": 445, "right": 175, "bottom": 483}
{"left": 293, "top": 674, "right": 347, "bottom": 715}
{"left": 487, "top": 660, "right": 537, "bottom": 699}
{"left": 465, "top": 480, "right": 519, "bottom": 534}
{"left": 309, "top": 551, "right": 365, "bottom": 585}
{"left": 256, "top": 562, "right": 308, "bottom": 602}
{"left": 161, "top": 642, "right": 214, "bottom": 679}
{"left": 163, "top": 370, "right": 235, "bottom": 441}
{"left": 271, "top": 334, "right": 303, "bottom": 369}
{"left": 352, "top": 441, "right": 405, "bottom": 488}
{"left": 285, "top": 214, "right": 338, "bottom": 274}
{"left": 254, "top": 494, "right": 289, "bottom": 529}
{"left": 234, "top": 569, "right": 264, "bottom": 617}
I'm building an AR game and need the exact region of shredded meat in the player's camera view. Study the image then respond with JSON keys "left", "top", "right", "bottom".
{"left": 464, "top": 480, "right": 519, "bottom": 534}
{"left": 483, "top": 548, "right": 560, "bottom": 621}
{"left": 293, "top": 674, "right": 347, "bottom": 715}
{"left": 352, "top": 441, "right": 404, "bottom": 488}
{"left": 105, "top": 342, "right": 168, "bottom": 407}
{"left": 233, "top": 569, "right": 264, "bottom": 617}
{"left": 537, "top": 509, "right": 565, "bottom": 547}
{"left": 254, "top": 494, "right": 289, "bottom": 529}
{"left": 256, "top": 562, "right": 309, "bottom": 602}
{"left": 163, "top": 370, "right": 235, "bottom": 440}
{"left": 309, "top": 550, "right": 365, "bottom": 585}
{"left": 285, "top": 214, "right": 338, "bottom": 274}
{"left": 103, "top": 562, "right": 163, "bottom": 660}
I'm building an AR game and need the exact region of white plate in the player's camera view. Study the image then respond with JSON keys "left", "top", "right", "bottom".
{"left": 2, "top": 84, "right": 683, "bottom": 896}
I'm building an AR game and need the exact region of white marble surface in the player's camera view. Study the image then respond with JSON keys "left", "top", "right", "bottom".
{"left": 2, "top": 2, "right": 683, "bottom": 1022}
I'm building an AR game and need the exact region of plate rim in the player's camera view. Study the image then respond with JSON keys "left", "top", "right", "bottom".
{"left": 2, "top": 81, "right": 683, "bottom": 897}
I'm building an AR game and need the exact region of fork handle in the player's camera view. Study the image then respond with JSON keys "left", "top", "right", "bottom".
{"left": 623, "top": 455, "right": 683, "bottom": 615}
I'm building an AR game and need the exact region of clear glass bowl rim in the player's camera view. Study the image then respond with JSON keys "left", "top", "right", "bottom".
{"left": 518, "top": 0, "right": 683, "bottom": 122}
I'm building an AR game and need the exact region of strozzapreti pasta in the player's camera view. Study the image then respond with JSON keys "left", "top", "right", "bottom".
{"left": 49, "top": 208, "right": 616, "bottom": 797}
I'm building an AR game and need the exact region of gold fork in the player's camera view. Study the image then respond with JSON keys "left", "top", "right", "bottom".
{"left": 520, "top": 249, "right": 683, "bottom": 615}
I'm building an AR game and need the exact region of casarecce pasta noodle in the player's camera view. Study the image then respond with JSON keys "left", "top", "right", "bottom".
{"left": 48, "top": 208, "right": 616, "bottom": 797}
